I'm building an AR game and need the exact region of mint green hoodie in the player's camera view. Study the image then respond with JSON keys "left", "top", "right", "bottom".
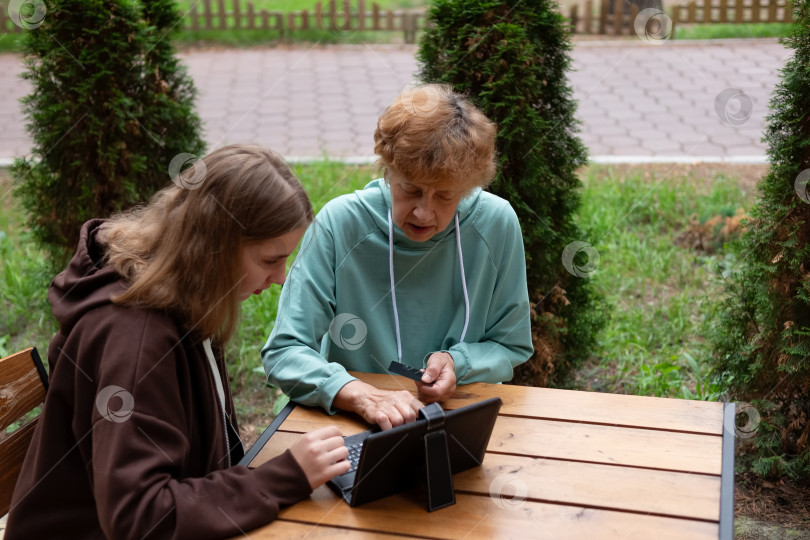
{"left": 262, "top": 179, "right": 532, "bottom": 412}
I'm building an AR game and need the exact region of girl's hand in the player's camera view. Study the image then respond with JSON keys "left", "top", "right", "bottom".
{"left": 288, "top": 426, "right": 351, "bottom": 489}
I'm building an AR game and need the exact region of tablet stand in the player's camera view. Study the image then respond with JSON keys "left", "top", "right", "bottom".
{"left": 419, "top": 403, "right": 456, "bottom": 511}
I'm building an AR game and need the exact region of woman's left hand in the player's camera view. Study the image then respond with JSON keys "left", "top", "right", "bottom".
{"left": 416, "top": 352, "right": 457, "bottom": 403}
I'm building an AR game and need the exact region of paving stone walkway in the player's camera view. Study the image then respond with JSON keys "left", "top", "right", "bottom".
{"left": 0, "top": 38, "right": 790, "bottom": 162}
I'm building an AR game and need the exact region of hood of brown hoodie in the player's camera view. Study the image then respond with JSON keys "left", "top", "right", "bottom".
{"left": 49, "top": 219, "right": 128, "bottom": 338}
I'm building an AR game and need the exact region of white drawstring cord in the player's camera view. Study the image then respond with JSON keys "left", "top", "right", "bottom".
{"left": 455, "top": 213, "right": 469, "bottom": 343}
{"left": 387, "top": 209, "right": 470, "bottom": 363}
{"left": 388, "top": 209, "right": 403, "bottom": 362}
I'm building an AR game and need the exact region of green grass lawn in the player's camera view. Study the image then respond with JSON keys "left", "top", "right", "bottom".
{"left": 572, "top": 164, "right": 758, "bottom": 399}
{"left": 0, "top": 162, "right": 761, "bottom": 436}
{"left": 675, "top": 22, "right": 792, "bottom": 40}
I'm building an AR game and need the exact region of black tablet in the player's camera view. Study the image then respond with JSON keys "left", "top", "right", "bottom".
{"left": 327, "top": 397, "right": 502, "bottom": 507}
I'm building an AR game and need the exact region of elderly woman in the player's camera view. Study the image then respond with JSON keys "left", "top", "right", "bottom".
{"left": 263, "top": 84, "right": 533, "bottom": 430}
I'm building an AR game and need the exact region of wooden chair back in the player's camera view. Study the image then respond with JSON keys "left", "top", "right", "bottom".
{"left": 0, "top": 347, "right": 49, "bottom": 516}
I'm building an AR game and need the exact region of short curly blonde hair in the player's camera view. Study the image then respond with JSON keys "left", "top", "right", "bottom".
{"left": 374, "top": 84, "right": 497, "bottom": 193}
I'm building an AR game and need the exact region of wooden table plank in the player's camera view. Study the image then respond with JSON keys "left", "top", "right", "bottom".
{"left": 352, "top": 372, "right": 725, "bottom": 435}
{"left": 271, "top": 487, "right": 719, "bottom": 540}
{"left": 238, "top": 520, "right": 419, "bottom": 538}
{"left": 243, "top": 375, "right": 730, "bottom": 538}
{"left": 275, "top": 409, "right": 723, "bottom": 475}
{"left": 251, "top": 430, "right": 300, "bottom": 465}
{"left": 250, "top": 433, "right": 720, "bottom": 521}
{"left": 280, "top": 406, "right": 376, "bottom": 435}
{"left": 456, "top": 453, "right": 721, "bottom": 522}
{"left": 489, "top": 416, "right": 722, "bottom": 475}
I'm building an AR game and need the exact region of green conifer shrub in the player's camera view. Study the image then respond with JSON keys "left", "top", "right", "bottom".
{"left": 417, "top": 0, "right": 606, "bottom": 386}
{"left": 12, "top": 0, "right": 205, "bottom": 268}
{"left": 710, "top": 0, "right": 810, "bottom": 480}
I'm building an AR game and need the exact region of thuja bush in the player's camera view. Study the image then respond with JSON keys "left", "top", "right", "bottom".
{"left": 418, "top": 0, "right": 606, "bottom": 386}
{"left": 710, "top": 0, "right": 810, "bottom": 480}
{"left": 12, "top": 0, "right": 205, "bottom": 268}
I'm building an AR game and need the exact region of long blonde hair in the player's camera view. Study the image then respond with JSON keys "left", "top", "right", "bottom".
{"left": 104, "top": 144, "right": 313, "bottom": 342}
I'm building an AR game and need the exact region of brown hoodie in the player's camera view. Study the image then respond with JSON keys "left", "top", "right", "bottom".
{"left": 6, "top": 219, "right": 312, "bottom": 539}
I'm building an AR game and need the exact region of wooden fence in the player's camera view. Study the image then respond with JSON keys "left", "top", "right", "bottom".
{"left": 0, "top": 0, "right": 424, "bottom": 42}
{"left": 570, "top": 0, "right": 645, "bottom": 36}
{"left": 0, "top": 0, "right": 796, "bottom": 40}
{"left": 670, "top": 0, "right": 793, "bottom": 25}
{"left": 569, "top": 0, "right": 794, "bottom": 36}
{"left": 281, "top": 0, "right": 423, "bottom": 42}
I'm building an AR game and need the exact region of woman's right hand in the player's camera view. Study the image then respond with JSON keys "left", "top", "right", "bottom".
{"left": 333, "top": 380, "right": 424, "bottom": 430}
{"left": 288, "top": 426, "right": 351, "bottom": 490}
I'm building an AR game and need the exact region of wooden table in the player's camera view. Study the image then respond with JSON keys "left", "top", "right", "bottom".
{"left": 240, "top": 372, "right": 735, "bottom": 539}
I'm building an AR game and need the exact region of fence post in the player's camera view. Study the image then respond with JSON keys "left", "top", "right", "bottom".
{"left": 405, "top": 11, "right": 418, "bottom": 42}
{"left": 372, "top": 2, "right": 381, "bottom": 30}
{"left": 329, "top": 0, "right": 337, "bottom": 30}
{"left": 247, "top": 2, "right": 255, "bottom": 29}
{"left": 670, "top": 7, "right": 677, "bottom": 38}
{"left": 358, "top": 0, "right": 366, "bottom": 30}
{"left": 203, "top": 0, "right": 213, "bottom": 31}
{"left": 342, "top": 0, "right": 351, "bottom": 29}
{"left": 569, "top": 4, "right": 579, "bottom": 33}
{"left": 599, "top": 0, "right": 609, "bottom": 33}
{"left": 583, "top": 0, "right": 593, "bottom": 34}
{"left": 217, "top": 0, "right": 227, "bottom": 29}
{"left": 315, "top": 2, "right": 324, "bottom": 29}
{"left": 629, "top": 4, "right": 639, "bottom": 35}
{"left": 613, "top": 0, "right": 624, "bottom": 34}
{"left": 768, "top": 0, "right": 777, "bottom": 21}
{"left": 189, "top": 3, "right": 200, "bottom": 30}
{"left": 233, "top": 0, "right": 241, "bottom": 28}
